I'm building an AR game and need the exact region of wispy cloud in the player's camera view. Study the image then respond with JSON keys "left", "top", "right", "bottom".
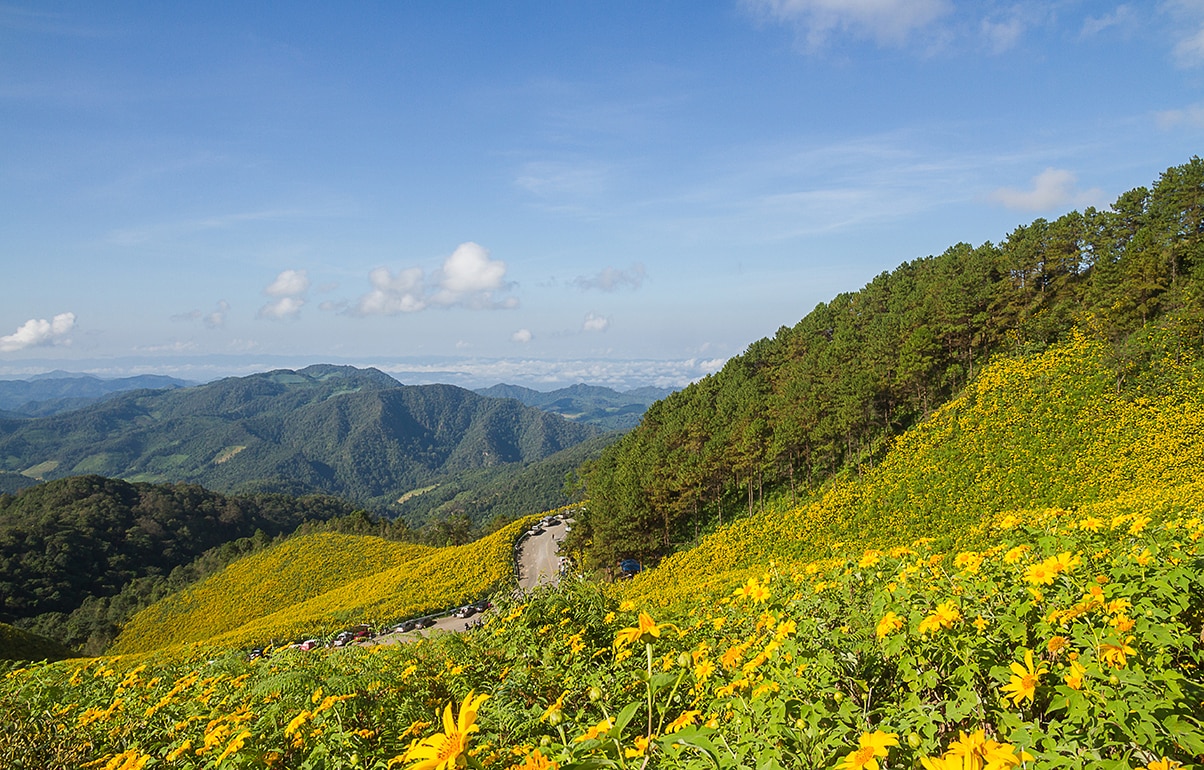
{"left": 572, "top": 264, "right": 646, "bottom": 292}
{"left": 106, "top": 209, "right": 315, "bottom": 247}
{"left": 1081, "top": 5, "right": 1135, "bottom": 37}
{"left": 988, "top": 168, "right": 1105, "bottom": 212}
{"left": 172, "top": 300, "right": 230, "bottom": 329}
{"left": 1157, "top": 102, "right": 1204, "bottom": 128}
{"left": 745, "top": 0, "right": 952, "bottom": 48}
{"left": 0, "top": 312, "right": 76, "bottom": 352}
{"left": 511, "top": 329, "right": 533, "bottom": 343}
{"left": 1166, "top": 0, "right": 1204, "bottom": 67}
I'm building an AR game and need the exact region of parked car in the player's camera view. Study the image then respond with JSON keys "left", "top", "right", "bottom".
{"left": 418, "top": 617, "right": 436, "bottom": 628}
{"left": 453, "top": 605, "right": 476, "bottom": 618}
{"left": 299, "top": 639, "right": 320, "bottom": 651}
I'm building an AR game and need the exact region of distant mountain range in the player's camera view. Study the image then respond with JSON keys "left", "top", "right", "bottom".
{"left": 0, "top": 372, "right": 194, "bottom": 418}
{"left": 0, "top": 365, "right": 600, "bottom": 513}
{"left": 475, "top": 382, "right": 675, "bottom": 430}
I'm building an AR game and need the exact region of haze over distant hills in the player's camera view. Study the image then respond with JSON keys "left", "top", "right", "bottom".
{"left": 0, "top": 365, "right": 599, "bottom": 515}
{"left": 475, "top": 383, "right": 675, "bottom": 431}
{"left": 0, "top": 372, "right": 193, "bottom": 418}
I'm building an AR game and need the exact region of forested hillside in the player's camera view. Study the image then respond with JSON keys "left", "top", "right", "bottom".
{"left": 575, "top": 157, "right": 1204, "bottom": 570}
{"left": 0, "top": 476, "right": 357, "bottom": 652}
{"left": 0, "top": 364, "right": 599, "bottom": 513}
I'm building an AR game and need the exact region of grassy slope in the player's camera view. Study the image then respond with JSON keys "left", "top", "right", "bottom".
{"left": 0, "top": 622, "right": 74, "bottom": 662}
{"left": 111, "top": 515, "right": 542, "bottom": 654}
{"left": 621, "top": 332, "right": 1204, "bottom": 607}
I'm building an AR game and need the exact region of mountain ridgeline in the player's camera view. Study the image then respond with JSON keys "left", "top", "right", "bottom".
{"left": 0, "top": 365, "right": 600, "bottom": 512}
{"left": 475, "top": 383, "right": 675, "bottom": 431}
{"left": 0, "top": 373, "right": 193, "bottom": 418}
{"left": 573, "top": 156, "right": 1204, "bottom": 569}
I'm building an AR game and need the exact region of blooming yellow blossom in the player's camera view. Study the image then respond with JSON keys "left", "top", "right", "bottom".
{"left": 574, "top": 718, "right": 614, "bottom": 743}
{"left": 666, "top": 710, "right": 700, "bottom": 733}
{"left": 838, "top": 731, "right": 898, "bottom": 770}
{"left": 918, "top": 601, "right": 961, "bottom": 634}
{"left": 1098, "top": 638, "right": 1136, "bottom": 669}
{"left": 876, "top": 611, "right": 904, "bottom": 639}
{"left": 404, "top": 690, "right": 489, "bottom": 770}
{"left": 518, "top": 748, "right": 559, "bottom": 770}
{"left": 1001, "top": 649, "right": 1047, "bottom": 706}
{"left": 1063, "top": 660, "right": 1086, "bottom": 690}
{"left": 615, "top": 612, "right": 664, "bottom": 648}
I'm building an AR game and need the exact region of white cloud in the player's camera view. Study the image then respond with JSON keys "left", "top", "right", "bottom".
{"left": 1081, "top": 5, "right": 1134, "bottom": 37}
{"left": 981, "top": 16, "right": 1024, "bottom": 53}
{"left": 357, "top": 266, "right": 427, "bottom": 314}
{"left": 515, "top": 160, "right": 613, "bottom": 199}
{"left": 1175, "top": 25, "right": 1204, "bottom": 66}
{"left": 1165, "top": 1, "right": 1204, "bottom": 67}
{"left": 173, "top": 300, "right": 230, "bottom": 328}
{"left": 1157, "top": 103, "right": 1204, "bottom": 128}
{"left": 746, "top": 0, "right": 951, "bottom": 47}
{"left": 582, "top": 313, "right": 610, "bottom": 332}
{"left": 205, "top": 301, "right": 231, "bottom": 328}
{"left": 572, "top": 264, "right": 647, "bottom": 292}
{"left": 511, "top": 328, "right": 533, "bottom": 343}
{"left": 259, "top": 269, "right": 309, "bottom": 320}
{"left": 0, "top": 312, "right": 76, "bottom": 352}
{"left": 988, "top": 168, "right": 1105, "bottom": 212}
{"left": 432, "top": 242, "right": 514, "bottom": 308}
{"left": 258, "top": 296, "right": 305, "bottom": 320}
{"left": 354, "top": 242, "right": 517, "bottom": 316}
{"left": 264, "top": 269, "right": 310, "bottom": 297}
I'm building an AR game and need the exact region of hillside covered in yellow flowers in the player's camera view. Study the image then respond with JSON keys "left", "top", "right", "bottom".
{"left": 2, "top": 328, "right": 1202, "bottom": 769}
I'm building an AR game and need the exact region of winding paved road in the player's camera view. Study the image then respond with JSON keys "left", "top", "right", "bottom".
{"left": 366, "top": 516, "right": 569, "bottom": 645}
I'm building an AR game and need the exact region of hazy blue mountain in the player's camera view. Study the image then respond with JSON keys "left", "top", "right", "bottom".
{"left": 0, "top": 372, "right": 193, "bottom": 417}
{"left": 475, "top": 382, "right": 676, "bottom": 430}
{"left": 0, "top": 365, "right": 599, "bottom": 509}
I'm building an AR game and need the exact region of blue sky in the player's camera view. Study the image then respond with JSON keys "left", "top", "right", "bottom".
{"left": 2, "top": 1, "right": 1202, "bottom": 389}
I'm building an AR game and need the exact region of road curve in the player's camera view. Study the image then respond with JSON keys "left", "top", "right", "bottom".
{"left": 365, "top": 515, "right": 569, "bottom": 646}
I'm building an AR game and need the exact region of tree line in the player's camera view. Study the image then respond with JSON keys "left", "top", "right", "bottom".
{"left": 569, "top": 157, "right": 1204, "bottom": 573}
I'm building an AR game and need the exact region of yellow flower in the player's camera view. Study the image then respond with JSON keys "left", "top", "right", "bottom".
{"left": 876, "top": 611, "right": 904, "bottom": 639}
{"left": 1098, "top": 637, "right": 1136, "bottom": 669}
{"left": 838, "top": 731, "right": 898, "bottom": 770}
{"left": 285, "top": 710, "right": 312, "bottom": 737}
{"left": 614, "top": 612, "right": 663, "bottom": 648}
{"left": 404, "top": 690, "right": 489, "bottom": 770}
{"left": 165, "top": 740, "right": 193, "bottom": 762}
{"left": 1001, "top": 649, "right": 1047, "bottom": 706}
{"left": 921, "top": 730, "right": 1033, "bottom": 770}
{"left": 574, "top": 717, "right": 614, "bottom": 743}
{"left": 859, "top": 550, "right": 882, "bottom": 568}
{"left": 1145, "top": 759, "right": 1183, "bottom": 770}
{"left": 540, "top": 691, "right": 567, "bottom": 723}
{"left": 1063, "top": 660, "right": 1086, "bottom": 690}
{"left": 214, "top": 729, "right": 252, "bottom": 766}
{"left": 918, "top": 601, "right": 961, "bottom": 634}
{"left": 972, "top": 616, "right": 989, "bottom": 633}
{"left": 694, "top": 659, "right": 716, "bottom": 681}
{"left": 1002, "top": 545, "right": 1030, "bottom": 564}
{"left": 1023, "top": 561, "right": 1057, "bottom": 585}
{"left": 732, "top": 576, "right": 771, "bottom": 603}
{"left": 953, "top": 551, "right": 983, "bottom": 573}
{"left": 666, "top": 710, "right": 700, "bottom": 733}
{"left": 624, "top": 734, "right": 652, "bottom": 758}
{"left": 518, "top": 748, "right": 560, "bottom": 770}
